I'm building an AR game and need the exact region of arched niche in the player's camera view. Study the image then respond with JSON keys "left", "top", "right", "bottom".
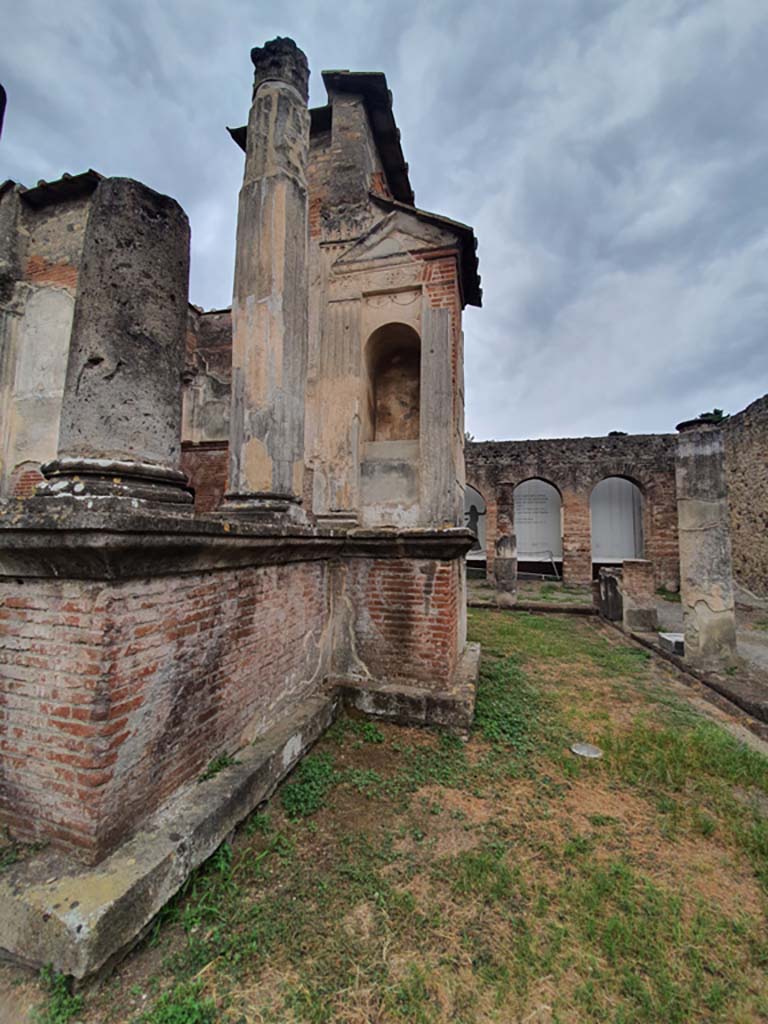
{"left": 513, "top": 478, "right": 563, "bottom": 575}
{"left": 463, "top": 483, "right": 487, "bottom": 561}
{"left": 590, "top": 476, "right": 644, "bottom": 570}
{"left": 365, "top": 323, "right": 421, "bottom": 442}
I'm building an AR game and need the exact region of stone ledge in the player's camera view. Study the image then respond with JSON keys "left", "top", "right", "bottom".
{"left": 0, "top": 499, "right": 475, "bottom": 578}
{"left": 0, "top": 691, "right": 340, "bottom": 980}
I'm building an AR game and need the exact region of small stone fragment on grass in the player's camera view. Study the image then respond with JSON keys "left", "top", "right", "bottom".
{"left": 570, "top": 742, "right": 603, "bottom": 759}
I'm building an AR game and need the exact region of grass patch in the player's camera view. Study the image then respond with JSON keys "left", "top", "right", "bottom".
{"left": 657, "top": 585, "right": 682, "bottom": 603}
{"left": 280, "top": 751, "right": 338, "bottom": 819}
{"left": 136, "top": 981, "right": 217, "bottom": 1023}
{"left": 32, "top": 966, "right": 84, "bottom": 1024}
{"left": 66, "top": 611, "right": 768, "bottom": 1024}
{"left": 473, "top": 654, "right": 544, "bottom": 752}
{"left": 197, "top": 752, "right": 239, "bottom": 783}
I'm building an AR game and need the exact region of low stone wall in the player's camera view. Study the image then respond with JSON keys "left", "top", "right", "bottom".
{"left": 724, "top": 394, "right": 768, "bottom": 598}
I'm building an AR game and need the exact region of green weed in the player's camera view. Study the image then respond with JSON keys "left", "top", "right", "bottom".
{"left": 280, "top": 751, "right": 338, "bottom": 818}
{"left": 473, "top": 654, "right": 544, "bottom": 751}
{"left": 32, "top": 966, "right": 83, "bottom": 1024}
{"left": 197, "top": 751, "right": 239, "bottom": 782}
{"left": 136, "top": 980, "right": 217, "bottom": 1023}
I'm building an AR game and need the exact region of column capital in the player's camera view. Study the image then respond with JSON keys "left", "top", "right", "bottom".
{"left": 251, "top": 37, "right": 309, "bottom": 102}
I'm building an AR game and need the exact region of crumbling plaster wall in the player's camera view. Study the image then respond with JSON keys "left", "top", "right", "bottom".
{"left": 180, "top": 306, "right": 232, "bottom": 511}
{"left": 723, "top": 393, "right": 768, "bottom": 598}
{"left": 466, "top": 434, "right": 679, "bottom": 587}
{"left": 0, "top": 188, "right": 92, "bottom": 497}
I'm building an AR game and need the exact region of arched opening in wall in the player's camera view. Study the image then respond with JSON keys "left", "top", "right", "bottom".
{"left": 590, "top": 476, "right": 644, "bottom": 578}
{"left": 463, "top": 483, "right": 487, "bottom": 577}
{"left": 514, "top": 478, "right": 563, "bottom": 578}
{"left": 365, "top": 323, "right": 421, "bottom": 442}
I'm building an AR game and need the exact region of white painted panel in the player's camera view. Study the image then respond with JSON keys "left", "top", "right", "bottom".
{"left": 514, "top": 479, "right": 563, "bottom": 560}
{"left": 591, "top": 477, "right": 643, "bottom": 561}
{"left": 464, "top": 484, "right": 487, "bottom": 558}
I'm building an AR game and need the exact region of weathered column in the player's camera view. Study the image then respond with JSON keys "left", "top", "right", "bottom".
{"left": 494, "top": 491, "right": 517, "bottom": 607}
{"left": 675, "top": 419, "right": 737, "bottom": 667}
{"left": 38, "top": 177, "right": 192, "bottom": 504}
{"left": 223, "top": 38, "right": 311, "bottom": 521}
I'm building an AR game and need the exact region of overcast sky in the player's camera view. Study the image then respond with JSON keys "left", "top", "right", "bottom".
{"left": 3, "top": 0, "right": 767, "bottom": 439}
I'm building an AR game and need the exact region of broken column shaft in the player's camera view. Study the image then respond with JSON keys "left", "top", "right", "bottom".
{"left": 224, "top": 38, "right": 311, "bottom": 520}
{"left": 39, "top": 177, "right": 192, "bottom": 504}
{"left": 675, "top": 419, "right": 737, "bottom": 667}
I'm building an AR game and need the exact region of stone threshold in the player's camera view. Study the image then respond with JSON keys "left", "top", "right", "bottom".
{"left": 468, "top": 600, "right": 596, "bottom": 615}
{"left": 0, "top": 664, "right": 479, "bottom": 981}
{"left": 601, "top": 622, "right": 768, "bottom": 740}
{"left": 628, "top": 629, "right": 768, "bottom": 729}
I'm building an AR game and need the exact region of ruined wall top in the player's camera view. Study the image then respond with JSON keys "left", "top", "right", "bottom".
{"left": 251, "top": 37, "right": 309, "bottom": 103}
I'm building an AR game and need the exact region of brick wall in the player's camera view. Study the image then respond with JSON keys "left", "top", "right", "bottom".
{"left": 21, "top": 195, "right": 93, "bottom": 297}
{"left": 0, "top": 561, "right": 331, "bottom": 861}
{"left": 181, "top": 442, "right": 228, "bottom": 512}
{"left": 340, "top": 557, "right": 460, "bottom": 686}
{"left": 622, "top": 559, "right": 656, "bottom": 602}
{"left": 724, "top": 393, "right": 768, "bottom": 597}
{"left": 467, "top": 434, "right": 679, "bottom": 587}
{"left": 9, "top": 463, "right": 44, "bottom": 498}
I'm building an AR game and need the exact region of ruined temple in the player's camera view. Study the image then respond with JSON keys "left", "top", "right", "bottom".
{"left": 0, "top": 39, "right": 481, "bottom": 976}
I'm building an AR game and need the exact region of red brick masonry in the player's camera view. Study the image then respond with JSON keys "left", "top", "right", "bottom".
{"left": 0, "top": 563, "right": 330, "bottom": 861}
{"left": 0, "top": 536, "right": 465, "bottom": 863}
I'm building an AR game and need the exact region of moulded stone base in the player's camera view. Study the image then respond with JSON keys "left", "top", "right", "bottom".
{"left": 334, "top": 641, "right": 480, "bottom": 734}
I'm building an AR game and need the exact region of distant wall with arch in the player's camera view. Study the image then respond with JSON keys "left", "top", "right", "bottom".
{"left": 465, "top": 434, "right": 679, "bottom": 587}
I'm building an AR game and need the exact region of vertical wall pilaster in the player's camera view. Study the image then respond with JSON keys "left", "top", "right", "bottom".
{"left": 420, "top": 304, "right": 455, "bottom": 525}
{"left": 562, "top": 488, "right": 591, "bottom": 584}
{"left": 675, "top": 420, "right": 737, "bottom": 667}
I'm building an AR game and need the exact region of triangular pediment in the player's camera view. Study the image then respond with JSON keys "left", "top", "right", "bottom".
{"left": 334, "top": 211, "right": 456, "bottom": 267}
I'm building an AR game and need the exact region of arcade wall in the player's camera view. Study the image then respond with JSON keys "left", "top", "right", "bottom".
{"left": 466, "top": 434, "right": 680, "bottom": 587}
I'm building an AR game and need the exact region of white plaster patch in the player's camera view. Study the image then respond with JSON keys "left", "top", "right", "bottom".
{"left": 281, "top": 731, "right": 303, "bottom": 769}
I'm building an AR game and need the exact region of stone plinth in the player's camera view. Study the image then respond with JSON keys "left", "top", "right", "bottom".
{"left": 622, "top": 558, "right": 659, "bottom": 632}
{"left": 0, "top": 500, "right": 475, "bottom": 864}
{"left": 38, "top": 178, "right": 192, "bottom": 505}
{"left": 596, "top": 567, "right": 623, "bottom": 622}
{"left": 675, "top": 419, "right": 737, "bottom": 668}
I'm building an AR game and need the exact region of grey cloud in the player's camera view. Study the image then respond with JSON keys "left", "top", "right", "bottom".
{"left": 2, "top": 0, "right": 766, "bottom": 439}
